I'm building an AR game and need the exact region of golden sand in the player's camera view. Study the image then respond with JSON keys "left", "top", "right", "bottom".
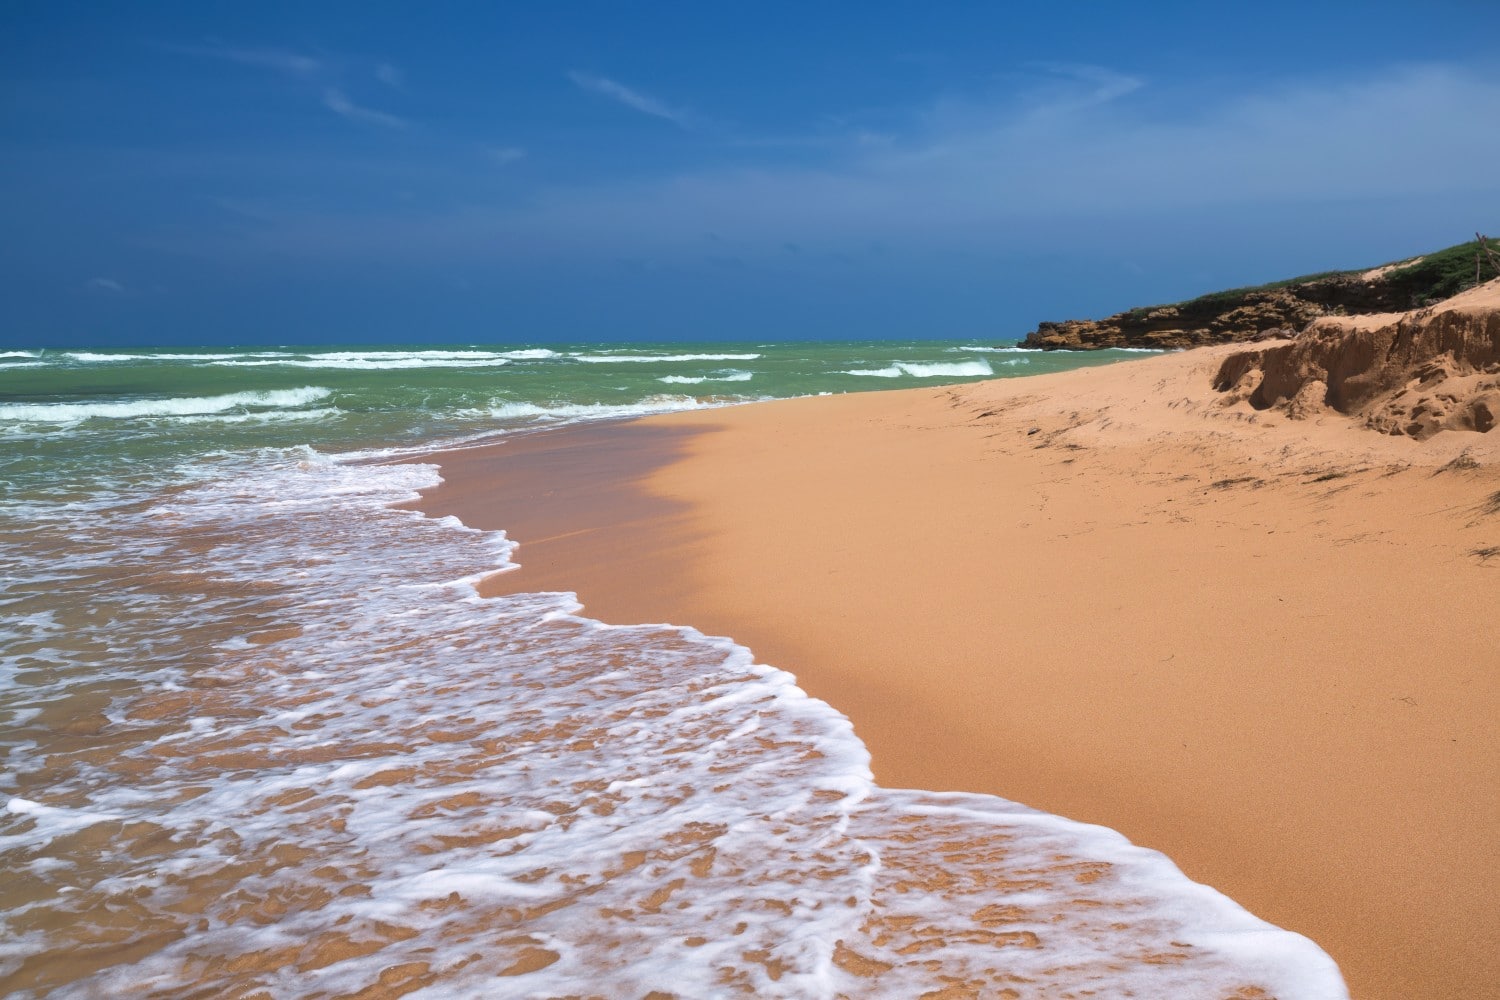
{"left": 417, "top": 312, "right": 1500, "bottom": 1000}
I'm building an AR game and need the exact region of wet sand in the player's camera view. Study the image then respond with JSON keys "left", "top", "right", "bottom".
{"left": 416, "top": 342, "right": 1500, "bottom": 1000}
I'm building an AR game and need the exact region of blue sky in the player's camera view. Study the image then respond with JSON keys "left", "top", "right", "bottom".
{"left": 5, "top": 1, "right": 1500, "bottom": 346}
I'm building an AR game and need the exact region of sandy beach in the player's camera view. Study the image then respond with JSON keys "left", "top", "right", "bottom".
{"left": 417, "top": 288, "right": 1500, "bottom": 1000}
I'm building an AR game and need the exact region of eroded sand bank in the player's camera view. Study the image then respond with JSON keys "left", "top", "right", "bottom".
{"left": 417, "top": 306, "right": 1500, "bottom": 1000}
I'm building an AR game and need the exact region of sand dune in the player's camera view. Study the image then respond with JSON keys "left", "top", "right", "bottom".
{"left": 417, "top": 286, "right": 1500, "bottom": 1000}
{"left": 1216, "top": 278, "right": 1500, "bottom": 437}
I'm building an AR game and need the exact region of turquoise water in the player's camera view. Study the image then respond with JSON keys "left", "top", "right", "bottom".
{"left": 0, "top": 340, "right": 1348, "bottom": 998}
{"left": 1, "top": 340, "right": 1150, "bottom": 500}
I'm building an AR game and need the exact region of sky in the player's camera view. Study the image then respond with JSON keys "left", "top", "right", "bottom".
{"left": 4, "top": 1, "right": 1500, "bottom": 347}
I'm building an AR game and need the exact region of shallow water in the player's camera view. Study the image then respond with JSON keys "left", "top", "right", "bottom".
{"left": 0, "top": 343, "right": 1347, "bottom": 998}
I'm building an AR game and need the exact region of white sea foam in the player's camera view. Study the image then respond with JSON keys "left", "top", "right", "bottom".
{"left": 308, "top": 350, "right": 509, "bottom": 360}
{"left": 480, "top": 394, "right": 713, "bottom": 423}
{"left": 61, "top": 351, "right": 255, "bottom": 362}
{"left": 170, "top": 406, "right": 343, "bottom": 426}
{"left": 0, "top": 440, "right": 1349, "bottom": 999}
{"left": 495, "top": 348, "right": 561, "bottom": 360}
{"left": 60, "top": 352, "right": 157, "bottom": 362}
{"left": 215, "top": 358, "right": 511, "bottom": 370}
{"left": 572, "top": 352, "right": 763, "bottom": 363}
{"left": 839, "top": 360, "right": 994, "bottom": 378}
{"left": 206, "top": 348, "right": 568, "bottom": 369}
{"left": 0, "top": 351, "right": 38, "bottom": 359}
{"left": 0, "top": 387, "right": 331, "bottom": 423}
{"left": 137, "top": 352, "right": 247, "bottom": 360}
{"left": 54, "top": 349, "right": 561, "bottom": 369}
{"left": 657, "top": 370, "right": 755, "bottom": 385}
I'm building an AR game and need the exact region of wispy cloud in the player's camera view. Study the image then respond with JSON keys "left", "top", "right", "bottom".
{"left": 568, "top": 71, "right": 693, "bottom": 127}
{"left": 1027, "top": 62, "right": 1144, "bottom": 108}
{"left": 162, "top": 42, "right": 322, "bottom": 77}
{"left": 86, "top": 277, "right": 125, "bottom": 293}
{"left": 135, "top": 63, "right": 1500, "bottom": 277}
{"left": 322, "top": 88, "right": 406, "bottom": 128}
{"left": 485, "top": 146, "right": 526, "bottom": 166}
{"left": 163, "top": 41, "right": 407, "bottom": 128}
{"left": 375, "top": 62, "right": 404, "bottom": 89}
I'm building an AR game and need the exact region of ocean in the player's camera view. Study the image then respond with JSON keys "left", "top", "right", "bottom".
{"left": 0, "top": 342, "right": 1347, "bottom": 998}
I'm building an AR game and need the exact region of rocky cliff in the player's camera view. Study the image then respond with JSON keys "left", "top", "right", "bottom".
{"left": 1024, "top": 287, "right": 1329, "bottom": 350}
{"left": 1020, "top": 237, "right": 1498, "bottom": 351}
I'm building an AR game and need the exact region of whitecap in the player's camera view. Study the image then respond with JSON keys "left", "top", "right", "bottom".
{"left": 496, "top": 348, "right": 562, "bottom": 360}
{"left": 0, "top": 387, "right": 332, "bottom": 423}
{"left": 480, "top": 394, "right": 710, "bottom": 423}
{"left": 657, "top": 371, "right": 755, "bottom": 385}
{"left": 839, "top": 360, "right": 994, "bottom": 378}
{"left": 572, "top": 352, "right": 763, "bottom": 364}
{"left": 214, "top": 358, "right": 510, "bottom": 370}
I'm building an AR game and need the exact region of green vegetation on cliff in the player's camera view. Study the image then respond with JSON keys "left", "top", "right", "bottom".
{"left": 1379, "top": 237, "right": 1500, "bottom": 305}
{"left": 1024, "top": 234, "right": 1500, "bottom": 350}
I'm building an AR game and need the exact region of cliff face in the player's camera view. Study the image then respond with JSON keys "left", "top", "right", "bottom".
{"left": 1020, "top": 236, "right": 1500, "bottom": 351}
{"left": 1211, "top": 280, "right": 1500, "bottom": 439}
{"left": 1026, "top": 289, "right": 1319, "bottom": 350}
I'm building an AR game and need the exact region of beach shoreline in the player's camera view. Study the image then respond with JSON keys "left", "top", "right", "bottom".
{"left": 416, "top": 339, "right": 1500, "bottom": 1000}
